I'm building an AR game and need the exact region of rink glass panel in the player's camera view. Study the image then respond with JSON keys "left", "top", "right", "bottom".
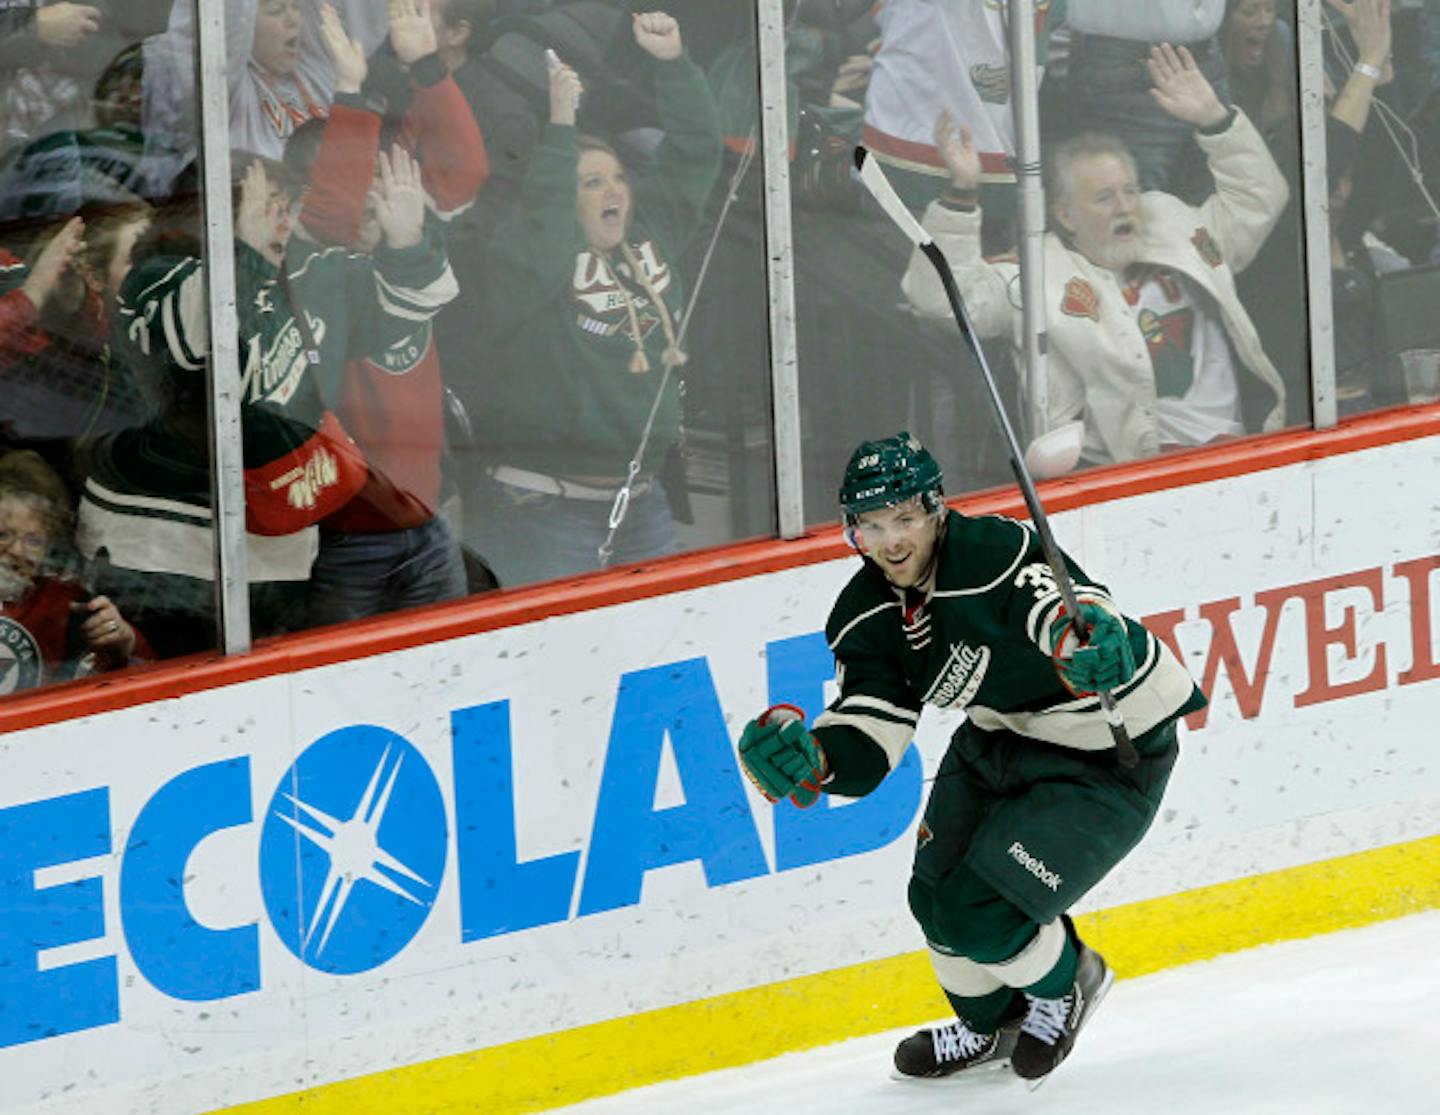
{"left": 1320, "top": 1, "right": 1440, "bottom": 419}
{"left": 12, "top": 2, "right": 1440, "bottom": 674}
{"left": 786, "top": 2, "right": 1325, "bottom": 517}
{"left": 0, "top": 1, "right": 229, "bottom": 697}
{"left": 438, "top": 2, "right": 778, "bottom": 591}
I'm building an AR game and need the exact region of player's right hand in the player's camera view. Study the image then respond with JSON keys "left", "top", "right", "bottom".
{"left": 738, "top": 707, "right": 826, "bottom": 808}
{"left": 1050, "top": 602, "right": 1135, "bottom": 695}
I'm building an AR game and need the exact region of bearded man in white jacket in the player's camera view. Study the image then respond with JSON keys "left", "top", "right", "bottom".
{"left": 902, "top": 43, "right": 1289, "bottom": 468}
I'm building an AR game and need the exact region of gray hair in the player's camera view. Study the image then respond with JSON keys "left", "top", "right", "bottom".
{"left": 1044, "top": 132, "right": 1139, "bottom": 215}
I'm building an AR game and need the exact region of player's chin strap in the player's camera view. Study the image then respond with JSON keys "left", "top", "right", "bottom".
{"left": 598, "top": 123, "right": 760, "bottom": 567}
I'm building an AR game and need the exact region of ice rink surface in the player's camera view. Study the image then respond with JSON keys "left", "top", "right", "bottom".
{"left": 556, "top": 910, "right": 1440, "bottom": 1114}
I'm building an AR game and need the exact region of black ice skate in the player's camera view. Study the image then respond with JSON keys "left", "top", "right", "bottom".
{"left": 892, "top": 1016, "right": 1019, "bottom": 1081}
{"left": 1010, "top": 933, "right": 1114, "bottom": 1087}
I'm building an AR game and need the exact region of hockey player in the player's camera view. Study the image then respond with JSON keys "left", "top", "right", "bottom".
{"left": 738, "top": 432, "right": 1205, "bottom": 1084}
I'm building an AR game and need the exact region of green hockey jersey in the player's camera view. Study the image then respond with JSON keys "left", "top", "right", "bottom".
{"left": 813, "top": 510, "right": 1205, "bottom": 797}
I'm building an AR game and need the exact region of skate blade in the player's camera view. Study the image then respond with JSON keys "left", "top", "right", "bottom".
{"left": 1023, "top": 966, "right": 1117, "bottom": 1093}
{"left": 889, "top": 1057, "right": 1012, "bottom": 1085}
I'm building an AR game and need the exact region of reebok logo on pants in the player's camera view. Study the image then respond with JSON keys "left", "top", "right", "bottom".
{"left": 1009, "top": 841, "right": 1062, "bottom": 891}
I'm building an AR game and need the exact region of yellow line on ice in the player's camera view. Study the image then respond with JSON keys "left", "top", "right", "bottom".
{"left": 215, "top": 833, "right": 1440, "bottom": 1115}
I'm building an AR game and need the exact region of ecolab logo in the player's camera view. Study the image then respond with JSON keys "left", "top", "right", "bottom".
{"left": 0, "top": 633, "right": 927, "bottom": 1052}
{"left": 1008, "top": 841, "right": 1062, "bottom": 891}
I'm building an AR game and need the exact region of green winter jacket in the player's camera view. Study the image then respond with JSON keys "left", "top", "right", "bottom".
{"left": 469, "top": 53, "right": 722, "bottom": 478}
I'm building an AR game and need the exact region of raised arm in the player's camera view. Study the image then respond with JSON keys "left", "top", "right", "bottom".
{"left": 353, "top": 146, "right": 460, "bottom": 354}
{"left": 1328, "top": 0, "right": 1392, "bottom": 137}
{"left": 900, "top": 110, "right": 1021, "bottom": 338}
{"left": 389, "top": 0, "right": 489, "bottom": 217}
{"left": 295, "top": 2, "right": 380, "bottom": 245}
{"left": 1149, "top": 43, "right": 1288, "bottom": 271}
{"left": 635, "top": 12, "right": 724, "bottom": 243}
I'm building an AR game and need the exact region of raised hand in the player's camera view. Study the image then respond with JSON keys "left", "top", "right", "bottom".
{"left": 236, "top": 160, "right": 286, "bottom": 264}
{"left": 372, "top": 145, "right": 426, "bottom": 250}
{"left": 389, "top": 0, "right": 438, "bottom": 66}
{"left": 21, "top": 217, "right": 85, "bottom": 310}
{"left": 1329, "top": 0, "right": 1393, "bottom": 78}
{"left": 830, "top": 52, "right": 874, "bottom": 107}
{"left": 320, "top": 3, "right": 367, "bottom": 95}
{"left": 1146, "top": 43, "right": 1228, "bottom": 129}
{"left": 632, "top": 10, "right": 682, "bottom": 61}
{"left": 548, "top": 61, "right": 583, "bottom": 126}
{"left": 35, "top": 3, "right": 101, "bottom": 47}
{"left": 934, "top": 110, "right": 981, "bottom": 191}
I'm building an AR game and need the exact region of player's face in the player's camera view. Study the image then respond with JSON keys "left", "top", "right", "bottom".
{"left": 1057, "top": 153, "right": 1143, "bottom": 271}
{"left": 252, "top": 0, "right": 303, "bottom": 78}
{"left": 853, "top": 499, "right": 940, "bottom": 588}
{"left": 576, "top": 149, "right": 632, "bottom": 253}
{"left": 0, "top": 495, "right": 49, "bottom": 602}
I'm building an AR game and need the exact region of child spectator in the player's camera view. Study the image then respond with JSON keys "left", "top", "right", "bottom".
{"left": 1, "top": 447, "right": 145, "bottom": 694}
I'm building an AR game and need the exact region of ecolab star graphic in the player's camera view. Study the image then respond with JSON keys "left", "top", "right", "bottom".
{"left": 275, "top": 744, "right": 433, "bottom": 957}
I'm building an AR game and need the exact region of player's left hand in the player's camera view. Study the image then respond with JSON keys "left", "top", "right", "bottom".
{"left": 1050, "top": 602, "right": 1135, "bottom": 694}
{"left": 739, "top": 706, "right": 826, "bottom": 808}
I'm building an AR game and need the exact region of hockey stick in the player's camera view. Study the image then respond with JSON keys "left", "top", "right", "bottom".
{"left": 853, "top": 146, "right": 1138, "bottom": 768}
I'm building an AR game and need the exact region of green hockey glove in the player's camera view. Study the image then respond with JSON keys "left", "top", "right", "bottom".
{"left": 1049, "top": 602, "right": 1136, "bottom": 695}
{"left": 739, "top": 705, "right": 826, "bottom": 808}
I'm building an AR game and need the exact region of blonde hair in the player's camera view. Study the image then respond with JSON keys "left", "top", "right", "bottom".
{"left": 0, "top": 450, "right": 73, "bottom": 541}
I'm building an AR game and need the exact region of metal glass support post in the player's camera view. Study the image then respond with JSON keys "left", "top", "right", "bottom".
{"left": 756, "top": 0, "right": 805, "bottom": 538}
{"left": 193, "top": 0, "right": 252, "bottom": 652}
{"left": 1296, "top": 0, "right": 1337, "bottom": 429}
{"left": 1008, "top": 0, "right": 1049, "bottom": 439}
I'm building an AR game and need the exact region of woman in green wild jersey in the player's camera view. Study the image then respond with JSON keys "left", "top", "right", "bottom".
{"left": 738, "top": 432, "right": 1206, "bottom": 1087}
{"left": 458, "top": 10, "right": 722, "bottom": 587}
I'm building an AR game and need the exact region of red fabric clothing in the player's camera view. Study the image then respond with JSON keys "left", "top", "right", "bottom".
{"left": 399, "top": 67, "right": 490, "bottom": 215}
{"left": 0, "top": 577, "right": 151, "bottom": 692}
{"left": 0, "top": 253, "right": 50, "bottom": 363}
{"left": 322, "top": 329, "right": 445, "bottom": 533}
{"left": 295, "top": 228, "right": 450, "bottom": 531}
{"left": 299, "top": 101, "right": 382, "bottom": 244}
{"left": 0, "top": 578, "right": 79, "bottom": 693}
{"left": 300, "top": 64, "right": 490, "bottom": 246}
